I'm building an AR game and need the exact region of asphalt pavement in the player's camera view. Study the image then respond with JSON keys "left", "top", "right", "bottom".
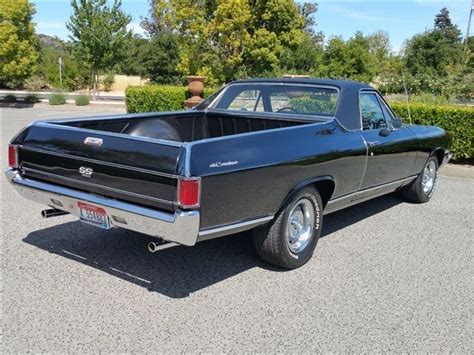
{"left": 1, "top": 105, "right": 473, "bottom": 352}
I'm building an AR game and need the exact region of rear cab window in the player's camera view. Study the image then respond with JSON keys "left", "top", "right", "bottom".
{"left": 213, "top": 84, "right": 339, "bottom": 118}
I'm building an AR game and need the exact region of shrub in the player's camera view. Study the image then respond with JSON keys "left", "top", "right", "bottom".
{"left": 290, "top": 96, "right": 336, "bottom": 115}
{"left": 49, "top": 93, "right": 67, "bottom": 105}
{"left": 24, "top": 94, "right": 39, "bottom": 104}
{"left": 75, "top": 95, "right": 90, "bottom": 106}
{"left": 3, "top": 95, "right": 17, "bottom": 103}
{"left": 126, "top": 86, "right": 188, "bottom": 113}
{"left": 126, "top": 85, "right": 218, "bottom": 113}
{"left": 390, "top": 102, "right": 474, "bottom": 161}
{"left": 24, "top": 75, "right": 48, "bottom": 91}
{"left": 102, "top": 73, "right": 115, "bottom": 92}
{"left": 203, "top": 87, "right": 218, "bottom": 98}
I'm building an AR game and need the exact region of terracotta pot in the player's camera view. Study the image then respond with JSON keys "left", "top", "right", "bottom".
{"left": 185, "top": 76, "right": 206, "bottom": 109}
{"left": 187, "top": 76, "right": 205, "bottom": 99}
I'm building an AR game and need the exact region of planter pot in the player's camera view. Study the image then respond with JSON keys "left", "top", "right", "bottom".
{"left": 185, "top": 75, "right": 206, "bottom": 109}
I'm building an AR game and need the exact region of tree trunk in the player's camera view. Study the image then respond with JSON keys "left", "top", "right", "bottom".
{"left": 88, "top": 68, "right": 93, "bottom": 96}
{"left": 92, "top": 70, "right": 97, "bottom": 100}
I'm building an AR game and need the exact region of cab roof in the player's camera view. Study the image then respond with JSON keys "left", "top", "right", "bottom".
{"left": 235, "top": 78, "right": 374, "bottom": 91}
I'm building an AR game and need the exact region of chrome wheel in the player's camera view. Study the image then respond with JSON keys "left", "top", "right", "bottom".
{"left": 287, "top": 198, "right": 315, "bottom": 254}
{"left": 421, "top": 160, "right": 437, "bottom": 195}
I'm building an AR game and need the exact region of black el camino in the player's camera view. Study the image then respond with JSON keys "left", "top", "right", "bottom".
{"left": 6, "top": 78, "right": 451, "bottom": 268}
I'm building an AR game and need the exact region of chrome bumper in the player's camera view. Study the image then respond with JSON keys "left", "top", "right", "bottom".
{"left": 5, "top": 169, "right": 200, "bottom": 246}
{"left": 442, "top": 150, "right": 452, "bottom": 166}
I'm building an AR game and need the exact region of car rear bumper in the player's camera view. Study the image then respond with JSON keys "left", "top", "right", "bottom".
{"left": 5, "top": 169, "right": 200, "bottom": 246}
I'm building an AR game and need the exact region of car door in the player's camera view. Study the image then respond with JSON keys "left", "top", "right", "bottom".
{"left": 359, "top": 91, "right": 417, "bottom": 190}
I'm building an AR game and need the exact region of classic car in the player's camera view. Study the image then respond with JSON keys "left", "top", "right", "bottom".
{"left": 5, "top": 78, "right": 451, "bottom": 268}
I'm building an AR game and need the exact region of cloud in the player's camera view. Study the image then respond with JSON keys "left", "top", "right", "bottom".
{"left": 36, "top": 21, "right": 65, "bottom": 30}
{"left": 127, "top": 22, "right": 146, "bottom": 36}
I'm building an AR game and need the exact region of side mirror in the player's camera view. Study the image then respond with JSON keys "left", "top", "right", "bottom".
{"left": 379, "top": 128, "right": 391, "bottom": 137}
{"left": 392, "top": 117, "right": 403, "bottom": 129}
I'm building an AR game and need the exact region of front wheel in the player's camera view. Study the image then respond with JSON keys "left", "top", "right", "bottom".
{"left": 253, "top": 187, "right": 323, "bottom": 269}
{"left": 401, "top": 156, "right": 439, "bottom": 203}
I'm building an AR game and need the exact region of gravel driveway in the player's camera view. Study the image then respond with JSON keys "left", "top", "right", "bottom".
{"left": 2, "top": 105, "right": 473, "bottom": 352}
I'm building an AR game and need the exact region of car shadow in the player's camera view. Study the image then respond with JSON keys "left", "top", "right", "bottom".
{"left": 0, "top": 102, "right": 35, "bottom": 108}
{"left": 23, "top": 193, "right": 403, "bottom": 298}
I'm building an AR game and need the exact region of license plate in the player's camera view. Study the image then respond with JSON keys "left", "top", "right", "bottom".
{"left": 78, "top": 202, "right": 110, "bottom": 229}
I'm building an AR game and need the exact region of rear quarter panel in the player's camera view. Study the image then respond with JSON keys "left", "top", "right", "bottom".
{"left": 189, "top": 121, "right": 367, "bottom": 230}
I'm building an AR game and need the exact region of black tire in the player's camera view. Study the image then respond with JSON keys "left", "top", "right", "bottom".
{"left": 253, "top": 187, "right": 323, "bottom": 269}
{"left": 401, "top": 156, "right": 439, "bottom": 203}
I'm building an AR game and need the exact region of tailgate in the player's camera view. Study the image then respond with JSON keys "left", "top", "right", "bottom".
{"left": 16, "top": 122, "right": 182, "bottom": 211}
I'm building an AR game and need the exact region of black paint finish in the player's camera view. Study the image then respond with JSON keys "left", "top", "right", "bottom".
{"left": 9, "top": 79, "right": 449, "bottom": 231}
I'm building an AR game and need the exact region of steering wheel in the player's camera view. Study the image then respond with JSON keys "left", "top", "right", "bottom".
{"left": 276, "top": 107, "right": 298, "bottom": 114}
{"left": 373, "top": 118, "right": 386, "bottom": 129}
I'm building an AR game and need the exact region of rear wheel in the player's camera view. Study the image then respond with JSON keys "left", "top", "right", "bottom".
{"left": 253, "top": 187, "right": 323, "bottom": 269}
{"left": 401, "top": 156, "right": 439, "bottom": 203}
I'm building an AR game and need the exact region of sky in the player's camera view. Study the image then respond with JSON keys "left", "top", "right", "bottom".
{"left": 33, "top": 0, "right": 473, "bottom": 53}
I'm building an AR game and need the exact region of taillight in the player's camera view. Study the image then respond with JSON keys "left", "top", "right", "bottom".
{"left": 8, "top": 145, "right": 18, "bottom": 168}
{"left": 177, "top": 178, "right": 201, "bottom": 208}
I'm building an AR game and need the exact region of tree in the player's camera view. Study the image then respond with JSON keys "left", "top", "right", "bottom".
{"left": 319, "top": 32, "right": 376, "bottom": 83}
{"left": 141, "top": 33, "right": 182, "bottom": 84}
{"left": 66, "top": 0, "right": 132, "bottom": 97}
{"left": 404, "top": 7, "right": 462, "bottom": 76}
{"left": 368, "top": 31, "right": 391, "bottom": 76}
{"left": 37, "top": 35, "right": 85, "bottom": 90}
{"left": 115, "top": 35, "right": 148, "bottom": 77}
{"left": 280, "top": 33, "right": 323, "bottom": 75}
{"left": 146, "top": 0, "right": 305, "bottom": 83}
{"left": 0, "top": 0, "right": 39, "bottom": 88}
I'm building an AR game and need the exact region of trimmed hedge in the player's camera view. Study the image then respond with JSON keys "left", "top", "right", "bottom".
{"left": 24, "top": 94, "right": 39, "bottom": 104}
{"left": 390, "top": 102, "right": 474, "bottom": 161}
{"left": 4, "top": 95, "right": 17, "bottom": 103}
{"left": 75, "top": 95, "right": 90, "bottom": 106}
{"left": 290, "top": 96, "right": 336, "bottom": 115}
{"left": 49, "top": 93, "right": 66, "bottom": 105}
{"left": 125, "top": 85, "right": 218, "bottom": 113}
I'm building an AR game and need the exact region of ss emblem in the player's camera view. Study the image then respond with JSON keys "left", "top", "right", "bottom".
{"left": 79, "top": 166, "right": 93, "bottom": 178}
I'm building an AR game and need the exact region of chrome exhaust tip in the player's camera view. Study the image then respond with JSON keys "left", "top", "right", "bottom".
{"left": 148, "top": 241, "right": 179, "bottom": 253}
{"left": 41, "top": 208, "right": 69, "bottom": 218}
{"left": 148, "top": 241, "right": 159, "bottom": 253}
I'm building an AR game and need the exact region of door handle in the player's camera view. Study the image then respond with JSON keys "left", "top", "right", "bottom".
{"left": 367, "top": 141, "right": 379, "bottom": 147}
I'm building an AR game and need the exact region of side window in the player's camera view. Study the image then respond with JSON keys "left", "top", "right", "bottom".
{"left": 227, "top": 90, "right": 264, "bottom": 112}
{"left": 360, "top": 93, "right": 388, "bottom": 130}
{"left": 377, "top": 95, "right": 394, "bottom": 127}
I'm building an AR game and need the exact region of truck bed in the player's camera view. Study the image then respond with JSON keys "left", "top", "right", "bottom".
{"left": 60, "top": 111, "right": 313, "bottom": 142}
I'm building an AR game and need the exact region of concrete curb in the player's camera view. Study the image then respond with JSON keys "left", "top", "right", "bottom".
{"left": 440, "top": 163, "right": 474, "bottom": 179}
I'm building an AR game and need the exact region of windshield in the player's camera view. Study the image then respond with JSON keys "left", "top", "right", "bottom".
{"left": 198, "top": 83, "right": 339, "bottom": 117}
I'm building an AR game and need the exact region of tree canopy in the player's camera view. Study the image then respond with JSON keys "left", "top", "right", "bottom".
{"left": 0, "top": 2, "right": 471, "bottom": 100}
{"left": 66, "top": 0, "right": 132, "bottom": 94}
{"left": 404, "top": 7, "right": 463, "bottom": 76}
{"left": 145, "top": 0, "right": 305, "bottom": 83}
{"left": 0, "top": 0, "right": 39, "bottom": 88}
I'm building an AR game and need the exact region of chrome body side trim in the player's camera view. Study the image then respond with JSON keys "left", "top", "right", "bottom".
{"left": 198, "top": 216, "right": 273, "bottom": 241}
{"left": 5, "top": 169, "right": 199, "bottom": 246}
{"left": 19, "top": 145, "right": 180, "bottom": 179}
{"left": 324, "top": 175, "right": 417, "bottom": 214}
